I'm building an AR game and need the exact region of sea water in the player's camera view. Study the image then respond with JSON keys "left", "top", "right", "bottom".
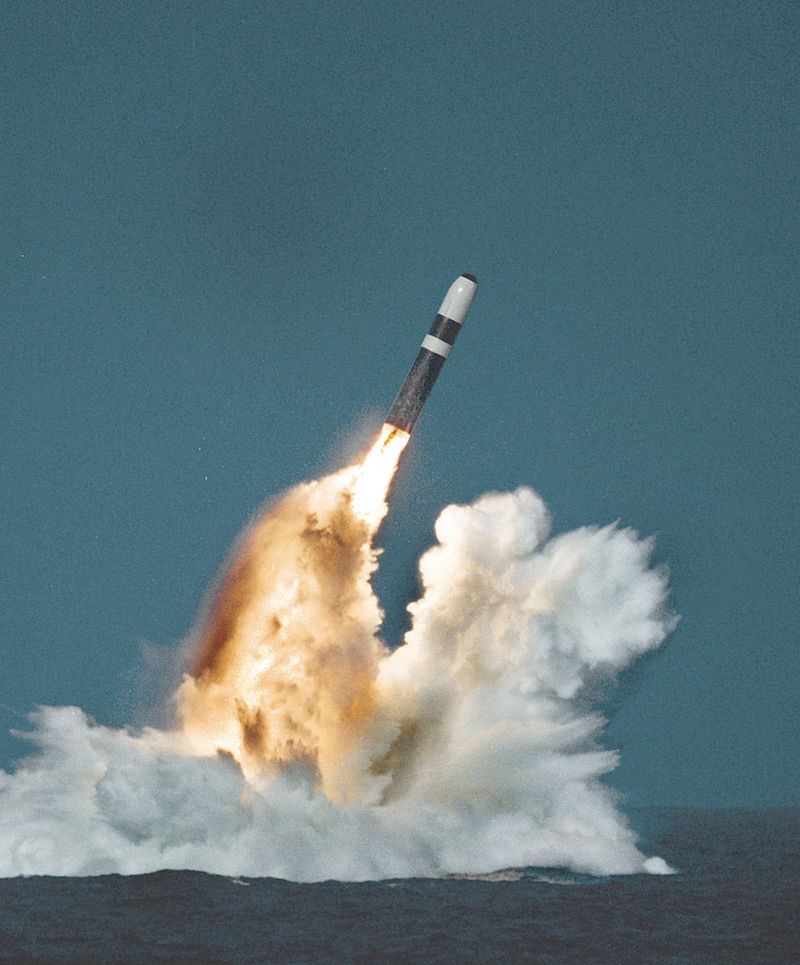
{"left": 0, "top": 808, "right": 796, "bottom": 964}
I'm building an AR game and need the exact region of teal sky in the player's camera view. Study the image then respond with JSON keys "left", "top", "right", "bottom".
{"left": 2, "top": 1, "right": 798, "bottom": 806}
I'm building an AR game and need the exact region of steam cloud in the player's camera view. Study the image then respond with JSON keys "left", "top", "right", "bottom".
{"left": 0, "top": 440, "right": 675, "bottom": 880}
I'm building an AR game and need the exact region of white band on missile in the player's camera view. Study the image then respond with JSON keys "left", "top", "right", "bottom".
{"left": 437, "top": 275, "right": 477, "bottom": 325}
{"left": 421, "top": 334, "right": 451, "bottom": 357}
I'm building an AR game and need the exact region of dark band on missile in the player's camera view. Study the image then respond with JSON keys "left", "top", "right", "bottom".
{"left": 385, "top": 345, "right": 448, "bottom": 433}
{"left": 428, "top": 314, "right": 462, "bottom": 345}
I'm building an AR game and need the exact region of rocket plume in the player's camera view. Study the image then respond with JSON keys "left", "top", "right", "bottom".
{"left": 0, "top": 463, "right": 675, "bottom": 879}
{"left": 176, "top": 424, "right": 409, "bottom": 800}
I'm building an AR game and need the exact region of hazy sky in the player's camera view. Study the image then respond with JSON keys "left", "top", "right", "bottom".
{"left": 2, "top": 0, "right": 798, "bottom": 806}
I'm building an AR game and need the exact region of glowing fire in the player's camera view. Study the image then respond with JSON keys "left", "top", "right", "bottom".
{"left": 176, "top": 423, "right": 409, "bottom": 797}
{"left": 351, "top": 423, "right": 410, "bottom": 523}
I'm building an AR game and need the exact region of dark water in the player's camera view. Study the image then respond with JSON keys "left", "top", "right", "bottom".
{"left": 1, "top": 809, "right": 797, "bottom": 964}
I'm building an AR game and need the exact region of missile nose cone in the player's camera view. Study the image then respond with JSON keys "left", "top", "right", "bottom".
{"left": 461, "top": 273, "right": 477, "bottom": 283}
{"left": 439, "top": 273, "right": 478, "bottom": 324}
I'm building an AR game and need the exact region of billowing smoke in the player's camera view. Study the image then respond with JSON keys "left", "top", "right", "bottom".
{"left": 176, "top": 424, "right": 410, "bottom": 804}
{"left": 0, "top": 429, "right": 675, "bottom": 879}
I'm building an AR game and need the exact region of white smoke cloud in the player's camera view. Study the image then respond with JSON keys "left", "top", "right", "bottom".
{"left": 0, "top": 486, "right": 675, "bottom": 880}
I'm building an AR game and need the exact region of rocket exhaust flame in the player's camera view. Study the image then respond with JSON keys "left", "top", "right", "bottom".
{"left": 177, "top": 423, "right": 409, "bottom": 797}
{"left": 351, "top": 424, "right": 411, "bottom": 524}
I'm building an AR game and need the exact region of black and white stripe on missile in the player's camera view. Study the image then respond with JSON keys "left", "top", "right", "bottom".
{"left": 420, "top": 314, "right": 463, "bottom": 358}
{"left": 421, "top": 333, "right": 452, "bottom": 357}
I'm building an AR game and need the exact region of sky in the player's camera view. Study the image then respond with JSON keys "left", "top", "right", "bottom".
{"left": 1, "top": 0, "right": 798, "bottom": 808}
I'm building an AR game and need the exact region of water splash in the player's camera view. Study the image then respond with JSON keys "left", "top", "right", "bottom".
{"left": 0, "top": 431, "right": 675, "bottom": 879}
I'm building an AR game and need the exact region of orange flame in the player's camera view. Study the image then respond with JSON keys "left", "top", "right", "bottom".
{"left": 176, "top": 424, "right": 409, "bottom": 799}
{"left": 351, "top": 424, "right": 410, "bottom": 523}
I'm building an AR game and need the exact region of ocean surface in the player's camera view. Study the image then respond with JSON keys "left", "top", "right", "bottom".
{"left": 0, "top": 808, "right": 796, "bottom": 964}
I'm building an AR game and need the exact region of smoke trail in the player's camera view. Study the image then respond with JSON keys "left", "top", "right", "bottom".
{"left": 176, "top": 425, "right": 409, "bottom": 802}
{"left": 0, "top": 430, "right": 675, "bottom": 879}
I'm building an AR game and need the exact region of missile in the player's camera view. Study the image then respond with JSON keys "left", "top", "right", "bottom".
{"left": 385, "top": 273, "right": 477, "bottom": 434}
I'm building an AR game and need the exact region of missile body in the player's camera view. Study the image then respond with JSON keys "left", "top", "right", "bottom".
{"left": 386, "top": 274, "right": 477, "bottom": 433}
